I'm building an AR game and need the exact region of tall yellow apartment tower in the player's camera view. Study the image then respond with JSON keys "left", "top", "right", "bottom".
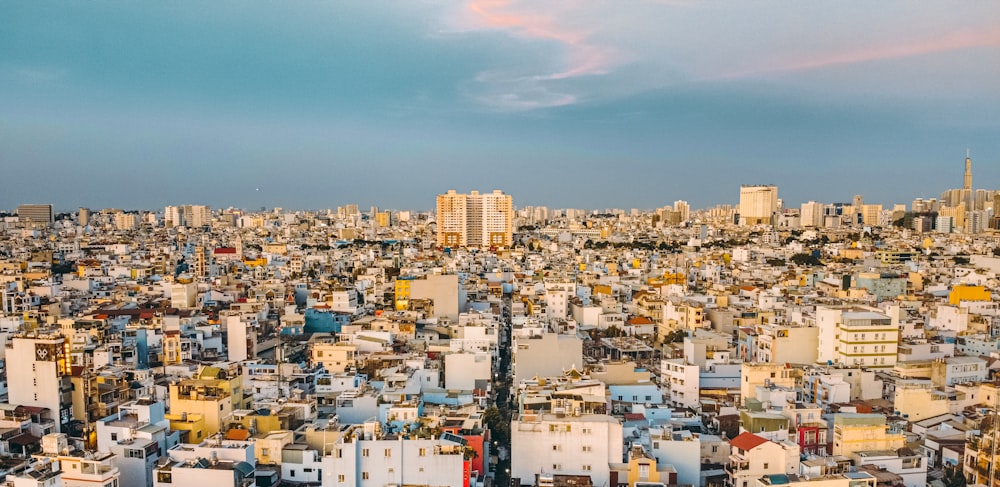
{"left": 436, "top": 189, "right": 513, "bottom": 248}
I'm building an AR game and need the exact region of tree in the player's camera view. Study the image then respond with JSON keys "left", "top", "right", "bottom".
{"left": 790, "top": 253, "right": 823, "bottom": 266}
{"left": 482, "top": 406, "right": 509, "bottom": 444}
{"left": 942, "top": 464, "right": 967, "bottom": 487}
{"left": 664, "top": 330, "right": 687, "bottom": 343}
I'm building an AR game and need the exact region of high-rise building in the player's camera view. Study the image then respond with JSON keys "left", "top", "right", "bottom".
{"left": 861, "top": 204, "right": 883, "bottom": 226}
{"left": 7, "top": 332, "right": 73, "bottom": 432}
{"left": 673, "top": 200, "right": 690, "bottom": 222}
{"left": 78, "top": 207, "right": 90, "bottom": 227}
{"left": 183, "top": 205, "right": 211, "bottom": 228}
{"left": 435, "top": 189, "right": 513, "bottom": 248}
{"left": 738, "top": 185, "right": 778, "bottom": 226}
{"left": 164, "top": 206, "right": 184, "bottom": 227}
{"left": 964, "top": 152, "right": 973, "bottom": 233}
{"left": 17, "top": 204, "right": 54, "bottom": 225}
{"left": 800, "top": 201, "right": 823, "bottom": 227}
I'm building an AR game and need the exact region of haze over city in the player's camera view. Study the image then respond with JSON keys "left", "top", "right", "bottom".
{"left": 2, "top": 1, "right": 999, "bottom": 210}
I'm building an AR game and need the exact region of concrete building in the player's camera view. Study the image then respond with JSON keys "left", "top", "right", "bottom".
{"left": 17, "top": 204, "right": 54, "bottom": 225}
{"left": 322, "top": 423, "right": 468, "bottom": 487}
{"left": 7, "top": 332, "right": 72, "bottom": 433}
{"left": 727, "top": 432, "right": 799, "bottom": 487}
{"left": 511, "top": 413, "right": 623, "bottom": 487}
{"left": 513, "top": 333, "right": 583, "bottom": 386}
{"left": 817, "top": 307, "right": 898, "bottom": 368}
{"left": 831, "top": 414, "right": 905, "bottom": 457}
{"left": 436, "top": 189, "right": 513, "bottom": 248}
{"left": 444, "top": 352, "right": 492, "bottom": 391}
{"left": 739, "top": 185, "right": 778, "bottom": 226}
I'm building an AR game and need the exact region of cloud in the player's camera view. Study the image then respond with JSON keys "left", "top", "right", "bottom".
{"left": 443, "top": 0, "right": 623, "bottom": 110}
{"left": 707, "top": 29, "right": 1000, "bottom": 80}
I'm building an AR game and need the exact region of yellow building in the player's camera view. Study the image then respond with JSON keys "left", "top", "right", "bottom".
{"left": 166, "top": 412, "right": 207, "bottom": 443}
{"left": 436, "top": 189, "right": 513, "bottom": 248}
{"left": 625, "top": 445, "right": 675, "bottom": 487}
{"left": 831, "top": 414, "right": 905, "bottom": 456}
{"left": 950, "top": 285, "right": 991, "bottom": 305}
{"left": 253, "top": 430, "right": 294, "bottom": 465}
{"left": 394, "top": 279, "right": 412, "bottom": 311}
{"left": 168, "top": 365, "right": 249, "bottom": 436}
{"left": 892, "top": 381, "right": 950, "bottom": 422}
{"left": 310, "top": 341, "right": 359, "bottom": 373}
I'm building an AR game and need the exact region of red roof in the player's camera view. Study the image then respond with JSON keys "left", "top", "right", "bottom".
{"left": 626, "top": 316, "right": 654, "bottom": 325}
{"left": 214, "top": 247, "right": 237, "bottom": 254}
{"left": 225, "top": 429, "right": 251, "bottom": 441}
{"left": 623, "top": 413, "right": 646, "bottom": 421}
{"left": 730, "top": 432, "right": 769, "bottom": 451}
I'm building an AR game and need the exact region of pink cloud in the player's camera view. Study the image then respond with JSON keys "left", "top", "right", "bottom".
{"left": 712, "top": 29, "right": 1000, "bottom": 80}
{"left": 464, "top": 0, "right": 617, "bottom": 80}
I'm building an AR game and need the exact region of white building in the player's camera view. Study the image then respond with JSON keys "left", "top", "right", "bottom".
{"left": 661, "top": 359, "right": 700, "bottom": 408}
{"left": 322, "top": 424, "right": 467, "bottom": 487}
{"left": 444, "top": 352, "right": 492, "bottom": 391}
{"left": 7, "top": 332, "right": 69, "bottom": 433}
{"left": 511, "top": 413, "right": 623, "bottom": 487}
{"left": 513, "top": 333, "right": 583, "bottom": 386}
{"left": 817, "top": 307, "right": 898, "bottom": 368}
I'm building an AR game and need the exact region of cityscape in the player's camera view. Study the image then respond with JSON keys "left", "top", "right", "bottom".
{"left": 4, "top": 1, "right": 1000, "bottom": 487}
{"left": 1, "top": 154, "right": 1000, "bottom": 487}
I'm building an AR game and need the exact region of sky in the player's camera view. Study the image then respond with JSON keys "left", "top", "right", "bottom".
{"left": 2, "top": 1, "right": 999, "bottom": 212}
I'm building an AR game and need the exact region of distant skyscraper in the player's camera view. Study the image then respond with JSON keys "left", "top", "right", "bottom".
{"left": 964, "top": 152, "right": 973, "bottom": 233}
{"left": 436, "top": 189, "right": 513, "bottom": 248}
{"left": 16, "top": 204, "right": 54, "bottom": 225}
{"left": 164, "top": 206, "right": 183, "bottom": 227}
{"left": 673, "top": 200, "right": 690, "bottom": 222}
{"left": 800, "top": 201, "right": 823, "bottom": 227}
{"left": 738, "top": 185, "right": 778, "bottom": 226}
{"left": 78, "top": 207, "right": 90, "bottom": 227}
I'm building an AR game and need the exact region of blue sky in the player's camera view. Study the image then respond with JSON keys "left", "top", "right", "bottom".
{"left": 2, "top": 1, "right": 999, "bottom": 212}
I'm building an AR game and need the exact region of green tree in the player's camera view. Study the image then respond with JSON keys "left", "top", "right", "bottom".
{"left": 942, "top": 464, "right": 967, "bottom": 487}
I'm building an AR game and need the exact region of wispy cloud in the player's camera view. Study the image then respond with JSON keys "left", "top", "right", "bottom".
{"left": 708, "top": 29, "right": 1000, "bottom": 80}
{"left": 444, "top": 0, "right": 623, "bottom": 110}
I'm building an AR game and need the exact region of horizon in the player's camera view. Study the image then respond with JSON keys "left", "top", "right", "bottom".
{"left": 3, "top": 1, "right": 999, "bottom": 211}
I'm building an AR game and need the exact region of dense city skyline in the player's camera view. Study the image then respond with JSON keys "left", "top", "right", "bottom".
{"left": 2, "top": 1, "right": 999, "bottom": 210}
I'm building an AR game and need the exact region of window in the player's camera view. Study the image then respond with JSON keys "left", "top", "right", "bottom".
{"left": 362, "top": 448, "right": 369, "bottom": 457}
{"left": 419, "top": 448, "right": 427, "bottom": 456}
{"left": 336, "top": 448, "right": 342, "bottom": 458}
{"left": 338, "top": 474, "right": 345, "bottom": 483}
{"left": 553, "top": 445, "right": 561, "bottom": 451}
{"left": 384, "top": 448, "right": 392, "bottom": 457}
{"left": 764, "top": 463, "right": 769, "bottom": 469}
{"left": 583, "top": 465, "right": 592, "bottom": 471}
{"left": 289, "top": 470, "right": 296, "bottom": 477}
{"left": 111, "top": 433, "right": 118, "bottom": 441}
{"left": 362, "top": 472, "right": 369, "bottom": 480}
{"left": 582, "top": 445, "right": 592, "bottom": 452}
{"left": 125, "top": 448, "right": 144, "bottom": 459}
{"left": 553, "top": 464, "right": 561, "bottom": 470}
